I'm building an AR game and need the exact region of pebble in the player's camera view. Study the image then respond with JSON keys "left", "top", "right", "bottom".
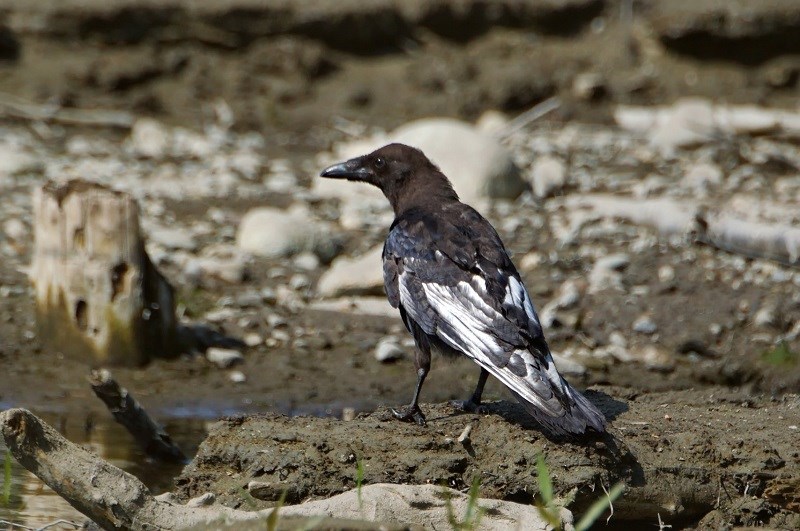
{"left": 588, "top": 253, "right": 630, "bottom": 293}
{"left": 375, "top": 336, "right": 405, "bottom": 363}
{"left": 317, "top": 245, "right": 385, "bottom": 298}
{"left": 530, "top": 155, "right": 567, "bottom": 198}
{"left": 293, "top": 252, "right": 320, "bottom": 271}
{"left": 633, "top": 314, "right": 658, "bottom": 334}
{"left": 244, "top": 333, "right": 263, "bottom": 347}
{"left": 0, "top": 143, "right": 43, "bottom": 178}
{"left": 753, "top": 303, "right": 777, "bottom": 328}
{"left": 236, "top": 205, "right": 341, "bottom": 263}
{"left": 129, "top": 118, "right": 171, "bottom": 159}
{"left": 658, "top": 265, "right": 676, "bottom": 283}
{"left": 228, "top": 370, "right": 247, "bottom": 384}
{"left": 3, "top": 218, "right": 26, "bottom": 241}
{"left": 206, "top": 347, "right": 244, "bottom": 368}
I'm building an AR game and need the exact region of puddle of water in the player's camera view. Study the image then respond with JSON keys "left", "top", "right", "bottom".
{"left": 0, "top": 411, "right": 208, "bottom": 528}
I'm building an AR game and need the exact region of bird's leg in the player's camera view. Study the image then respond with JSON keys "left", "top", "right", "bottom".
{"left": 391, "top": 344, "right": 430, "bottom": 426}
{"left": 451, "top": 368, "right": 489, "bottom": 414}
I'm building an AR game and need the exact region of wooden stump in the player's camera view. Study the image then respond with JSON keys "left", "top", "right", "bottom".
{"left": 30, "top": 180, "right": 178, "bottom": 366}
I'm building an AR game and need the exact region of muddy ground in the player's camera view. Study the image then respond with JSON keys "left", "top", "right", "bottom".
{"left": 1, "top": 1, "right": 800, "bottom": 530}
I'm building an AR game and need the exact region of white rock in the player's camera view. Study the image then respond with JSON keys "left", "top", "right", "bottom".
{"left": 228, "top": 370, "right": 247, "bottom": 383}
{"left": 530, "top": 155, "right": 567, "bottom": 198}
{"left": 3, "top": 218, "right": 27, "bottom": 241}
{"left": 588, "top": 253, "right": 630, "bottom": 293}
{"left": 0, "top": 144, "right": 42, "bottom": 179}
{"left": 682, "top": 163, "right": 723, "bottom": 194}
{"left": 148, "top": 225, "right": 197, "bottom": 251}
{"left": 658, "top": 265, "right": 676, "bottom": 283}
{"left": 375, "top": 336, "right": 405, "bottom": 362}
{"left": 632, "top": 314, "right": 658, "bottom": 335}
{"left": 244, "top": 333, "right": 263, "bottom": 347}
{"left": 293, "top": 252, "right": 320, "bottom": 271}
{"left": 206, "top": 347, "right": 244, "bottom": 368}
{"left": 129, "top": 118, "right": 171, "bottom": 159}
{"left": 321, "top": 118, "right": 525, "bottom": 205}
{"left": 316, "top": 245, "right": 384, "bottom": 298}
{"left": 753, "top": 303, "right": 777, "bottom": 328}
{"left": 236, "top": 205, "right": 340, "bottom": 262}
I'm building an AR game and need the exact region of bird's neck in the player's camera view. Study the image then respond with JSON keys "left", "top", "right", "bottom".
{"left": 388, "top": 176, "right": 460, "bottom": 217}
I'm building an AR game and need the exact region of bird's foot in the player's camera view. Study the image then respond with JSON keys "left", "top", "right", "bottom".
{"left": 391, "top": 405, "right": 426, "bottom": 426}
{"left": 450, "top": 399, "right": 488, "bottom": 414}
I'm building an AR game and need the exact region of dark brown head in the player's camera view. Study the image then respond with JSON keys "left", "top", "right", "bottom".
{"left": 320, "top": 143, "right": 459, "bottom": 214}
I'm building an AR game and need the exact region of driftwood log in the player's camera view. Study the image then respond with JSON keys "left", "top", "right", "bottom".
{"left": 0, "top": 409, "right": 548, "bottom": 530}
{"left": 89, "top": 369, "right": 187, "bottom": 463}
{"left": 30, "top": 180, "right": 178, "bottom": 366}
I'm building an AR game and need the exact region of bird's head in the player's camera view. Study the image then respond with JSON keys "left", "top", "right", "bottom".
{"left": 320, "top": 143, "right": 458, "bottom": 214}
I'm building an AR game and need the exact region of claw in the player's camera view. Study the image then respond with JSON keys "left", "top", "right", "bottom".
{"left": 450, "top": 399, "right": 488, "bottom": 414}
{"left": 391, "top": 405, "right": 427, "bottom": 426}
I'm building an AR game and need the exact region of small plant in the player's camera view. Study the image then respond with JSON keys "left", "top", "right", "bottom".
{"left": 443, "top": 476, "right": 484, "bottom": 531}
{"left": 762, "top": 341, "right": 797, "bottom": 367}
{"left": 535, "top": 454, "right": 624, "bottom": 531}
{"left": 265, "top": 489, "right": 287, "bottom": 531}
{"left": 2, "top": 450, "right": 11, "bottom": 505}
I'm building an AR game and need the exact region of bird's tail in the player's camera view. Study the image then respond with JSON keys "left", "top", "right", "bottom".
{"left": 511, "top": 382, "right": 607, "bottom": 437}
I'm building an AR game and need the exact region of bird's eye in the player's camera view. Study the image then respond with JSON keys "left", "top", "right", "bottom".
{"left": 374, "top": 157, "right": 385, "bottom": 169}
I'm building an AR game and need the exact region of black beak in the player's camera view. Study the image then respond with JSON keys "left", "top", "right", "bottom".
{"left": 320, "top": 158, "right": 370, "bottom": 181}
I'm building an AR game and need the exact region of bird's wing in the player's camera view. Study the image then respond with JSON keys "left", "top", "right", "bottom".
{"left": 383, "top": 211, "right": 605, "bottom": 434}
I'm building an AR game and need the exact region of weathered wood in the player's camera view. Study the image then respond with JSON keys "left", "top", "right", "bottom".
{"left": 89, "top": 369, "right": 187, "bottom": 463}
{"left": 30, "top": 180, "right": 178, "bottom": 366}
{"left": 0, "top": 408, "right": 546, "bottom": 531}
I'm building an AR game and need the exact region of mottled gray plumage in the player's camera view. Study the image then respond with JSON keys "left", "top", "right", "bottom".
{"left": 321, "top": 143, "right": 606, "bottom": 436}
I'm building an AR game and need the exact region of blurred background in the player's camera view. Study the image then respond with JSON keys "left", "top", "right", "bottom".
{"left": 0, "top": 0, "right": 799, "bottom": 528}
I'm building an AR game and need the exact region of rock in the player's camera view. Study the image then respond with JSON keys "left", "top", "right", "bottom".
{"left": 309, "top": 297, "right": 398, "bottom": 318}
{"left": 2, "top": 218, "right": 27, "bottom": 241}
{"left": 278, "top": 483, "right": 550, "bottom": 531}
{"left": 658, "top": 265, "right": 676, "bottom": 283}
{"left": 754, "top": 303, "right": 778, "bottom": 328}
{"left": 243, "top": 333, "right": 263, "bottom": 347}
{"left": 228, "top": 370, "right": 247, "bottom": 384}
{"left": 0, "top": 143, "right": 43, "bottom": 179}
{"left": 572, "top": 72, "right": 606, "bottom": 101}
{"left": 588, "top": 253, "right": 630, "bottom": 293}
{"left": 682, "top": 163, "right": 723, "bottom": 194}
{"left": 530, "top": 155, "right": 567, "bottom": 198}
{"left": 293, "top": 252, "right": 320, "bottom": 271}
{"left": 129, "top": 118, "right": 171, "bottom": 159}
{"left": 148, "top": 225, "right": 197, "bottom": 251}
{"left": 236, "top": 205, "right": 341, "bottom": 263}
{"left": 316, "top": 245, "right": 385, "bottom": 298}
{"left": 206, "top": 347, "right": 243, "bottom": 368}
{"left": 323, "top": 118, "right": 525, "bottom": 205}
{"left": 632, "top": 314, "right": 658, "bottom": 335}
{"left": 374, "top": 336, "right": 405, "bottom": 363}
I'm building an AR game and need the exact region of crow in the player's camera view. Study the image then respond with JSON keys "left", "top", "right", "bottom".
{"left": 320, "top": 143, "right": 606, "bottom": 436}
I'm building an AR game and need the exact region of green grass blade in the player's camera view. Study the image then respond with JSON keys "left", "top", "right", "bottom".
{"left": 463, "top": 476, "right": 483, "bottom": 528}
{"left": 535, "top": 502, "right": 561, "bottom": 529}
{"left": 266, "top": 488, "right": 288, "bottom": 531}
{"left": 536, "top": 454, "right": 553, "bottom": 505}
{"left": 575, "top": 482, "right": 625, "bottom": 531}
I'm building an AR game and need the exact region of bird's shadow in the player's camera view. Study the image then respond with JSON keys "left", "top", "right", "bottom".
{"left": 441, "top": 389, "right": 627, "bottom": 441}
{"left": 437, "top": 390, "right": 644, "bottom": 486}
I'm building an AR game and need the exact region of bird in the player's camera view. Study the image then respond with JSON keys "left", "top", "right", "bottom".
{"left": 320, "top": 143, "right": 606, "bottom": 436}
